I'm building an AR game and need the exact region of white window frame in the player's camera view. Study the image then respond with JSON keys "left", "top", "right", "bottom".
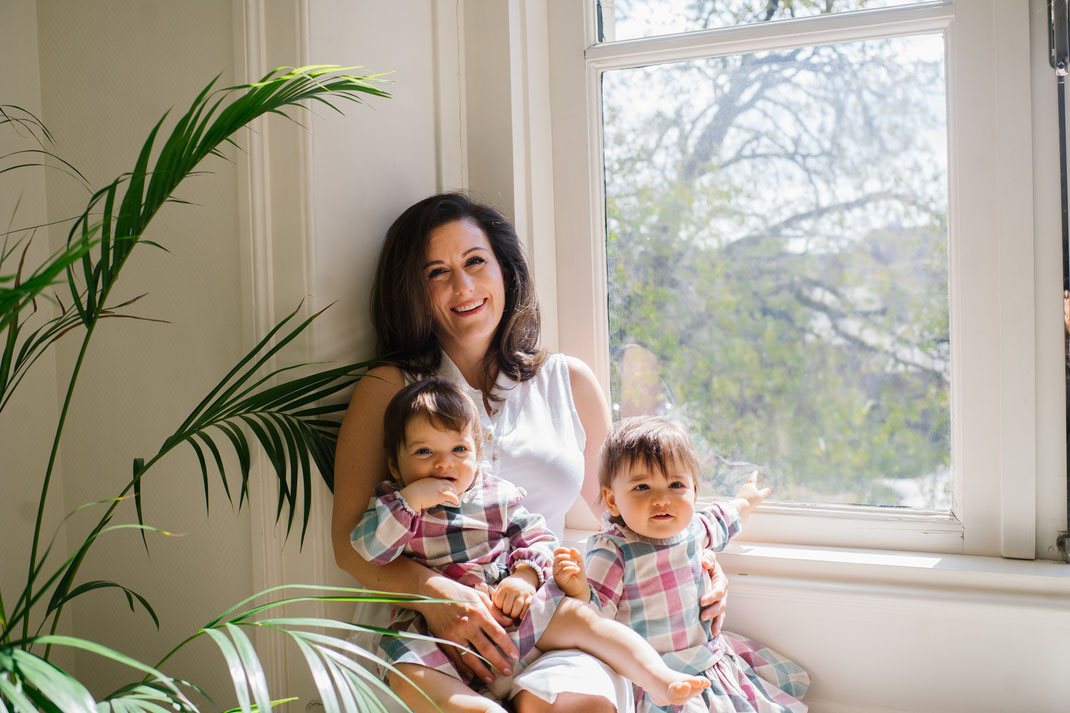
{"left": 546, "top": 0, "right": 1052, "bottom": 558}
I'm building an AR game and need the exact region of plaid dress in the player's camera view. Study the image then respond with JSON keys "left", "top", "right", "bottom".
{"left": 350, "top": 473, "right": 562, "bottom": 683}
{"left": 584, "top": 506, "right": 810, "bottom": 713}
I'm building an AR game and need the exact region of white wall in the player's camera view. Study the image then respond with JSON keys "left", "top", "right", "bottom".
{"left": 2, "top": 0, "right": 250, "bottom": 704}
{"left": 0, "top": 0, "right": 72, "bottom": 676}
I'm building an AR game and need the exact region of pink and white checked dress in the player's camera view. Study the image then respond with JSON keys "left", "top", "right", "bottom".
{"left": 584, "top": 506, "right": 810, "bottom": 713}
{"left": 350, "top": 473, "right": 563, "bottom": 684}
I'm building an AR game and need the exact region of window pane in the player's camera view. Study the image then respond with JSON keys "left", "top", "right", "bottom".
{"left": 603, "top": 34, "right": 950, "bottom": 509}
{"left": 601, "top": 0, "right": 936, "bottom": 42}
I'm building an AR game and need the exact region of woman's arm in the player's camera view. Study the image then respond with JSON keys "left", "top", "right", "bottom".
{"left": 565, "top": 356, "right": 612, "bottom": 516}
{"left": 332, "top": 364, "right": 412, "bottom": 586}
{"left": 331, "top": 364, "right": 517, "bottom": 682}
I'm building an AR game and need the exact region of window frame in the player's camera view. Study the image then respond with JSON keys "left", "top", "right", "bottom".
{"left": 547, "top": 0, "right": 1044, "bottom": 557}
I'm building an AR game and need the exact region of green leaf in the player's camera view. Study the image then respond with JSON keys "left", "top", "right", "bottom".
{"left": 0, "top": 674, "right": 39, "bottom": 713}
{"left": 0, "top": 231, "right": 95, "bottom": 333}
{"left": 222, "top": 625, "right": 271, "bottom": 713}
{"left": 195, "top": 431, "right": 231, "bottom": 503}
{"left": 47, "top": 581, "right": 159, "bottom": 629}
{"left": 201, "top": 628, "right": 251, "bottom": 713}
{"left": 10, "top": 649, "right": 96, "bottom": 713}
{"left": 102, "top": 681, "right": 199, "bottom": 713}
{"left": 131, "top": 458, "right": 147, "bottom": 552}
{"left": 288, "top": 635, "right": 339, "bottom": 713}
{"left": 219, "top": 698, "right": 297, "bottom": 713}
{"left": 188, "top": 438, "right": 211, "bottom": 515}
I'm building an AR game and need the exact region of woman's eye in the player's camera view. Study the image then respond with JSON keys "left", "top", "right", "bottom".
{"left": 465, "top": 256, "right": 486, "bottom": 268}
{"left": 427, "top": 267, "right": 448, "bottom": 280}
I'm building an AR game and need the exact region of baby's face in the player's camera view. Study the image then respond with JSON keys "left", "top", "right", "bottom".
{"left": 602, "top": 459, "right": 696, "bottom": 539}
{"left": 390, "top": 414, "right": 479, "bottom": 494}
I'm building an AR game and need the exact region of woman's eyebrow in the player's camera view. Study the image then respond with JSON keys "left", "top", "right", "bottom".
{"left": 422, "top": 247, "right": 490, "bottom": 270}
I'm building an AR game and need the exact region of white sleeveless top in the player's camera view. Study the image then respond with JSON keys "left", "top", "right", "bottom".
{"left": 405, "top": 352, "right": 586, "bottom": 538}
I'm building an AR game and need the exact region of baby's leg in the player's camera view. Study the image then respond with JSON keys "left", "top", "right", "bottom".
{"left": 534, "top": 597, "right": 709, "bottom": 707}
{"left": 388, "top": 664, "right": 507, "bottom": 713}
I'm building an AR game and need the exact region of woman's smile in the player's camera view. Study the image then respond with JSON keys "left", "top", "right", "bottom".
{"left": 452, "top": 297, "right": 487, "bottom": 314}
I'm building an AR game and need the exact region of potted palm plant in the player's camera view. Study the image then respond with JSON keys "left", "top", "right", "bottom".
{"left": 1, "top": 65, "right": 436, "bottom": 713}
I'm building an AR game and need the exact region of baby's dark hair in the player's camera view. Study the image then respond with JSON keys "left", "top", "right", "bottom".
{"left": 598, "top": 416, "right": 700, "bottom": 491}
{"left": 383, "top": 379, "right": 482, "bottom": 468}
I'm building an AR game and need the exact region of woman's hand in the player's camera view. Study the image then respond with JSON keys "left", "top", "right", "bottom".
{"left": 419, "top": 575, "right": 518, "bottom": 685}
{"left": 699, "top": 550, "right": 729, "bottom": 635}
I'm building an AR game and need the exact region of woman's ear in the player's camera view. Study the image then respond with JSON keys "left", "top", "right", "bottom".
{"left": 601, "top": 486, "right": 620, "bottom": 517}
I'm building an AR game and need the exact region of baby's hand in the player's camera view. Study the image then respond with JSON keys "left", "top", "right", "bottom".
{"left": 399, "top": 477, "right": 460, "bottom": 511}
{"left": 552, "top": 547, "right": 589, "bottom": 600}
{"left": 733, "top": 471, "right": 771, "bottom": 520}
{"left": 492, "top": 570, "right": 538, "bottom": 620}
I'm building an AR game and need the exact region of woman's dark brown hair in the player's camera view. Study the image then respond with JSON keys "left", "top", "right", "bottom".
{"left": 371, "top": 193, "right": 546, "bottom": 393}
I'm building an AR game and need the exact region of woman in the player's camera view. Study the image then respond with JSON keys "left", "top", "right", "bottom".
{"left": 331, "top": 193, "right": 727, "bottom": 712}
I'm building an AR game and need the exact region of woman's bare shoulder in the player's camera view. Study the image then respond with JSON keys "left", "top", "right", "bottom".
{"left": 562, "top": 355, "right": 600, "bottom": 393}
{"left": 362, "top": 362, "right": 407, "bottom": 386}
{"left": 349, "top": 362, "right": 406, "bottom": 400}
{"left": 563, "top": 354, "right": 610, "bottom": 420}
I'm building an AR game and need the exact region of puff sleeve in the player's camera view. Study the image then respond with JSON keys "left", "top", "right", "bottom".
{"left": 350, "top": 481, "right": 420, "bottom": 564}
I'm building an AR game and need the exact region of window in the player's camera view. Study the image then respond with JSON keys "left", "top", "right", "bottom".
{"left": 604, "top": 30, "right": 950, "bottom": 512}
{"left": 548, "top": 0, "right": 1047, "bottom": 556}
{"left": 600, "top": 0, "right": 934, "bottom": 40}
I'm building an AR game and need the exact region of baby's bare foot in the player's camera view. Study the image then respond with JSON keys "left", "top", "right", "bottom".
{"left": 648, "top": 674, "right": 710, "bottom": 706}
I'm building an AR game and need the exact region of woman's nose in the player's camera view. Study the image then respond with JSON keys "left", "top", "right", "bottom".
{"left": 451, "top": 269, "right": 474, "bottom": 294}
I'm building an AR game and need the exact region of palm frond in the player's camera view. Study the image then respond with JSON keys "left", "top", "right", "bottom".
{"left": 3, "top": 523, "right": 174, "bottom": 645}
{"left": 1, "top": 647, "right": 98, "bottom": 713}
{"left": 97, "top": 683, "right": 200, "bottom": 713}
{"left": 191, "top": 587, "right": 463, "bottom": 713}
{"left": 133, "top": 303, "right": 379, "bottom": 545}
{"left": 21, "top": 66, "right": 389, "bottom": 643}
{"left": 0, "top": 288, "right": 161, "bottom": 417}
{"left": 0, "top": 231, "right": 95, "bottom": 332}
{"left": 0, "top": 105, "right": 89, "bottom": 187}
{"left": 46, "top": 581, "right": 159, "bottom": 631}
{"left": 64, "top": 66, "right": 389, "bottom": 328}
{"left": 1, "top": 105, "right": 56, "bottom": 148}
{"left": 0, "top": 635, "right": 197, "bottom": 713}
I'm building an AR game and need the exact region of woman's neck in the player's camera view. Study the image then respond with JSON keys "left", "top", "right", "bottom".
{"left": 442, "top": 341, "right": 495, "bottom": 392}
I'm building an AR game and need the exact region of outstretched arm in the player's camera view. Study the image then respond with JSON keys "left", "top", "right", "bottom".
{"left": 731, "top": 470, "right": 771, "bottom": 522}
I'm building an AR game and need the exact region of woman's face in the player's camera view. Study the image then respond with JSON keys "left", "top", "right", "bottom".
{"left": 423, "top": 218, "right": 507, "bottom": 356}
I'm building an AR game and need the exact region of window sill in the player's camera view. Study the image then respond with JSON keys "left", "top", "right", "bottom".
{"left": 562, "top": 528, "right": 1070, "bottom": 603}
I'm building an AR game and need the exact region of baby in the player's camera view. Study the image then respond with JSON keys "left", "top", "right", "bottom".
{"left": 553, "top": 416, "right": 809, "bottom": 713}
{"left": 351, "top": 380, "right": 709, "bottom": 713}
